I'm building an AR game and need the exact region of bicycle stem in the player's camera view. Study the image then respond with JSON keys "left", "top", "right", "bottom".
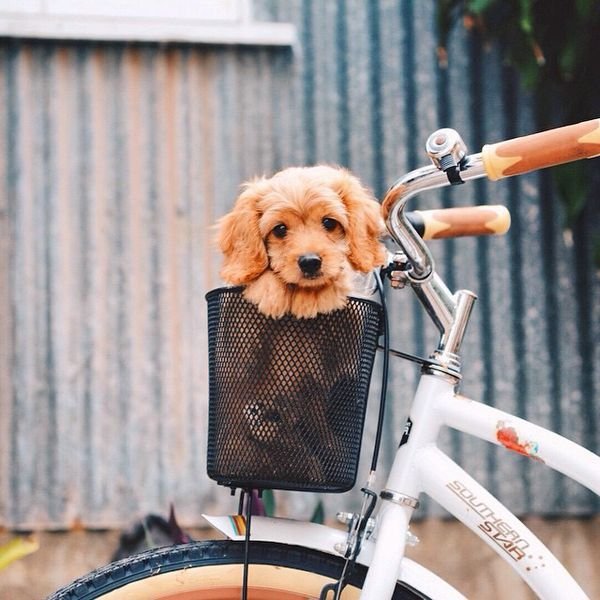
{"left": 381, "top": 146, "right": 488, "bottom": 376}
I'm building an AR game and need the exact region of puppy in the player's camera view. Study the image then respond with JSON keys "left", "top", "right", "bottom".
{"left": 212, "top": 166, "right": 385, "bottom": 487}
{"left": 217, "top": 165, "right": 386, "bottom": 319}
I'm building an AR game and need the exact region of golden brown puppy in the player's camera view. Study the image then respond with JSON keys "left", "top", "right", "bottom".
{"left": 217, "top": 165, "right": 386, "bottom": 319}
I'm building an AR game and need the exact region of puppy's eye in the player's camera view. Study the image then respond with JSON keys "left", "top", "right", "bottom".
{"left": 272, "top": 224, "right": 287, "bottom": 239}
{"left": 322, "top": 217, "right": 339, "bottom": 232}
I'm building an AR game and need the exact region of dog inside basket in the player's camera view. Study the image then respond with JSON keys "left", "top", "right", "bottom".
{"left": 206, "top": 286, "right": 382, "bottom": 493}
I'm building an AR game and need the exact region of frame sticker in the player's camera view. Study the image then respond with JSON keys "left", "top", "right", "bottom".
{"left": 496, "top": 420, "right": 544, "bottom": 463}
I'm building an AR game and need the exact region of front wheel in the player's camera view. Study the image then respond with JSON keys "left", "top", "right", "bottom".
{"left": 48, "top": 540, "right": 431, "bottom": 599}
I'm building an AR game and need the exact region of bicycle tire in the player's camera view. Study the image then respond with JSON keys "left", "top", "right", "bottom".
{"left": 48, "top": 539, "right": 432, "bottom": 599}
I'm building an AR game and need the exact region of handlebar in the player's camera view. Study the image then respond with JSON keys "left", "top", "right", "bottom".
{"left": 382, "top": 118, "right": 600, "bottom": 280}
{"left": 407, "top": 205, "right": 510, "bottom": 240}
{"left": 381, "top": 118, "right": 599, "bottom": 376}
{"left": 482, "top": 118, "right": 600, "bottom": 180}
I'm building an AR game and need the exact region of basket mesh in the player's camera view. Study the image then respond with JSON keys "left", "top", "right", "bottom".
{"left": 205, "top": 287, "right": 382, "bottom": 493}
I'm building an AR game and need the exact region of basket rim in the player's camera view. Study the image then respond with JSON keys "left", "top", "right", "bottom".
{"left": 205, "top": 285, "right": 382, "bottom": 313}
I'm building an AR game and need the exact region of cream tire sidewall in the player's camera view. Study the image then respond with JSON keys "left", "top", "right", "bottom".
{"left": 96, "top": 563, "right": 362, "bottom": 599}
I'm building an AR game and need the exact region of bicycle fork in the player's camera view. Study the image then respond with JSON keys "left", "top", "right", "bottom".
{"left": 361, "top": 374, "right": 453, "bottom": 598}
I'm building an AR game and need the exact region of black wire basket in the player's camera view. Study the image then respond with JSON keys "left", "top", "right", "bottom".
{"left": 206, "top": 286, "right": 382, "bottom": 493}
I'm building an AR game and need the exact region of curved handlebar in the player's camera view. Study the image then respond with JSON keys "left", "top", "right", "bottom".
{"left": 382, "top": 118, "right": 600, "bottom": 280}
{"left": 381, "top": 118, "right": 599, "bottom": 375}
{"left": 381, "top": 154, "right": 487, "bottom": 280}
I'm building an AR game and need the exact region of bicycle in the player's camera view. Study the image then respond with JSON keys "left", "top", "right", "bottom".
{"left": 49, "top": 118, "right": 600, "bottom": 599}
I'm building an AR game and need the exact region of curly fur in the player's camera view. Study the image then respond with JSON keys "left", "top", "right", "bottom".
{"left": 217, "top": 165, "right": 386, "bottom": 318}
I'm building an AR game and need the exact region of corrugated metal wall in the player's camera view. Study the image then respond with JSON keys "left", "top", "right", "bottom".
{"left": 1, "top": 0, "right": 598, "bottom": 529}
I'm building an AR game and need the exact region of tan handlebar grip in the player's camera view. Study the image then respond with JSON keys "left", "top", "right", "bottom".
{"left": 482, "top": 118, "right": 600, "bottom": 181}
{"left": 411, "top": 205, "right": 511, "bottom": 239}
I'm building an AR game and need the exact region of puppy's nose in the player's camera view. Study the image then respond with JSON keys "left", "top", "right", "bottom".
{"left": 298, "top": 253, "right": 322, "bottom": 276}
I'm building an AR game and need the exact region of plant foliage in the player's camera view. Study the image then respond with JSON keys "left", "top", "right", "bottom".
{"left": 437, "top": 0, "right": 600, "bottom": 261}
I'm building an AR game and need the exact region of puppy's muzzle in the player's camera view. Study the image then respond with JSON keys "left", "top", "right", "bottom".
{"left": 298, "top": 253, "right": 322, "bottom": 278}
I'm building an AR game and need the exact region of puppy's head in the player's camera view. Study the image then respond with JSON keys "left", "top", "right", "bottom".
{"left": 217, "top": 165, "right": 386, "bottom": 288}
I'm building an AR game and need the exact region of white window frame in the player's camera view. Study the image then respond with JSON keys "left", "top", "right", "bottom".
{"left": 0, "top": 0, "right": 295, "bottom": 46}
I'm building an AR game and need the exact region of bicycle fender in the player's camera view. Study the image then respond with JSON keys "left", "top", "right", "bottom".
{"left": 202, "top": 514, "right": 466, "bottom": 600}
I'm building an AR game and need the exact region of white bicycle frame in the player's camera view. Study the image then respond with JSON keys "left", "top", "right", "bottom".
{"left": 205, "top": 122, "right": 600, "bottom": 599}
{"left": 361, "top": 373, "right": 600, "bottom": 599}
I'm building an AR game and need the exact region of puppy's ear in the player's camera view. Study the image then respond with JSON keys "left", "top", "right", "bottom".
{"left": 334, "top": 170, "right": 386, "bottom": 272}
{"left": 217, "top": 180, "right": 269, "bottom": 285}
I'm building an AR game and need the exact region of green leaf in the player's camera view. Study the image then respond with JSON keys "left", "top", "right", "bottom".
{"left": 467, "top": 0, "right": 495, "bottom": 14}
{"left": 261, "top": 489, "right": 276, "bottom": 517}
{"left": 516, "top": 54, "right": 541, "bottom": 88}
{"left": 310, "top": 499, "right": 325, "bottom": 524}
{"left": 553, "top": 162, "right": 589, "bottom": 225}
{"left": 518, "top": 0, "right": 534, "bottom": 34}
